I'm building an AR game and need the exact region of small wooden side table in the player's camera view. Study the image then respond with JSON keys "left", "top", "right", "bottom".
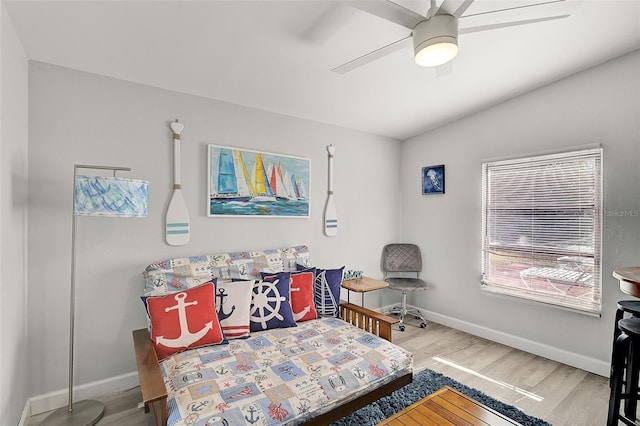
{"left": 341, "top": 276, "right": 388, "bottom": 306}
{"left": 614, "top": 267, "right": 640, "bottom": 297}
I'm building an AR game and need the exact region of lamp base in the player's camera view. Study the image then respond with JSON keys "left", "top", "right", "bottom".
{"left": 41, "top": 399, "right": 105, "bottom": 426}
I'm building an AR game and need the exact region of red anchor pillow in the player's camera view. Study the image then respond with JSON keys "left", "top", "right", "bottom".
{"left": 143, "top": 282, "right": 227, "bottom": 360}
{"left": 289, "top": 271, "right": 318, "bottom": 322}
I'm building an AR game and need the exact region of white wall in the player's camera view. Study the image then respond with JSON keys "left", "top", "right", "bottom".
{"left": 401, "top": 49, "right": 640, "bottom": 376}
{"left": 0, "top": 3, "right": 29, "bottom": 425}
{"left": 26, "top": 62, "right": 401, "bottom": 410}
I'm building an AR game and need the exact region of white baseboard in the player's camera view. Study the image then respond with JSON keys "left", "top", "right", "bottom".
{"left": 378, "top": 303, "right": 610, "bottom": 377}
{"left": 29, "top": 371, "right": 140, "bottom": 416}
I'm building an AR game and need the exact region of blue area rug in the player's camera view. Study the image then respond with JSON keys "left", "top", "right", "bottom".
{"left": 331, "top": 369, "right": 551, "bottom": 426}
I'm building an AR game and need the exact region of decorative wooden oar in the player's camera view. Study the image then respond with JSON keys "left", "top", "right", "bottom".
{"left": 324, "top": 144, "right": 338, "bottom": 236}
{"left": 165, "top": 120, "right": 190, "bottom": 246}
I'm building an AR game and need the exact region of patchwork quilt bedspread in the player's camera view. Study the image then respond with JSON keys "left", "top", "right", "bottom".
{"left": 160, "top": 317, "right": 413, "bottom": 426}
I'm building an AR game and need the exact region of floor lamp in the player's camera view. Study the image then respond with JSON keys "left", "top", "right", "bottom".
{"left": 43, "top": 165, "right": 149, "bottom": 426}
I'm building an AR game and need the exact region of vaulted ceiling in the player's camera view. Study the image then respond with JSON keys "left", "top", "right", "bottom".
{"left": 4, "top": 0, "right": 640, "bottom": 140}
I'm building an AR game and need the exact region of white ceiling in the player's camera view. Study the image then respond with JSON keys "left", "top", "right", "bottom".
{"left": 4, "top": 0, "right": 640, "bottom": 140}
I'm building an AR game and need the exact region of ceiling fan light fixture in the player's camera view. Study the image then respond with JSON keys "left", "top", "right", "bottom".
{"left": 413, "top": 14, "right": 459, "bottom": 67}
{"left": 415, "top": 39, "right": 458, "bottom": 67}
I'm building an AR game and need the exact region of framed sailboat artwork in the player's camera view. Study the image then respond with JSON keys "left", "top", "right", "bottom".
{"left": 207, "top": 145, "right": 310, "bottom": 217}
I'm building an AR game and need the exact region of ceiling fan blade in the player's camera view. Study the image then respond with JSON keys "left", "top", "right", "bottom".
{"left": 437, "top": 0, "right": 475, "bottom": 18}
{"left": 460, "top": 0, "right": 579, "bottom": 28}
{"left": 462, "top": 0, "right": 568, "bottom": 18}
{"left": 345, "top": 0, "right": 424, "bottom": 29}
{"left": 332, "top": 36, "right": 412, "bottom": 74}
{"left": 426, "top": 0, "right": 439, "bottom": 18}
{"left": 459, "top": 14, "right": 569, "bottom": 35}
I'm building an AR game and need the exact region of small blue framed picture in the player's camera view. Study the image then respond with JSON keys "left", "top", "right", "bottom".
{"left": 422, "top": 164, "right": 445, "bottom": 194}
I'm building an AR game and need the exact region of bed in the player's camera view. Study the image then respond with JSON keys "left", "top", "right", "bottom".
{"left": 133, "top": 246, "right": 414, "bottom": 426}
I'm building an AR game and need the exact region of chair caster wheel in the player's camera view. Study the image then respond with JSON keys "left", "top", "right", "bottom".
{"left": 414, "top": 315, "right": 421, "bottom": 320}
{"left": 399, "top": 325, "right": 406, "bottom": 332}
{"left": 420, "top": 322, "right": 427, "bottom": 328}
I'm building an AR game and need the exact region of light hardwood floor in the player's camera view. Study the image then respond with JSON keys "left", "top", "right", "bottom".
{"left": 29, "top": 319, "right": 610, "bottom": 425}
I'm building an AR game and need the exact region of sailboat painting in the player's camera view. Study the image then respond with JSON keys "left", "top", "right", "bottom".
{"left": 208, "top": 144, "right": 310, "bottom": 217}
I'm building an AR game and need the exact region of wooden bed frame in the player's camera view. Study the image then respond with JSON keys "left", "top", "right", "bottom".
{"left": 133, "top": 301, "right": 413, "bottom": 426}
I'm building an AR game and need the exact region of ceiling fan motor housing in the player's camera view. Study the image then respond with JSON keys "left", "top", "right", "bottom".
{"left": 413, "top": 14, "right": 459, "bottom": 67}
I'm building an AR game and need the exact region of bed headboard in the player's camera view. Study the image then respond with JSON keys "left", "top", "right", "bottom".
{"left": 142, "top": 245, "right": 311, "bottom": 295}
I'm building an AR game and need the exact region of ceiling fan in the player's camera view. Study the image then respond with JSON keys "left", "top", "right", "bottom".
{"left": 332, "top": 0, "right": 578, "bottom": 73}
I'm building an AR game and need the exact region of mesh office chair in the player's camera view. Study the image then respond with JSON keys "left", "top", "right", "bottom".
{"left": 382, "top": 243, "right": 428, "bottom": 331}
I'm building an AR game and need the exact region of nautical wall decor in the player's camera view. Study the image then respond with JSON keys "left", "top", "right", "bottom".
{"left": 165, "top": 120, "right": 190, "bottom": 246}
{"left": 422, "top": 164, "right": 445, "bottom": 195}
{"left": 324, "top": 144, "right": 337, "bottom": 236}
{"left": 208, "top": 144, "right": 310, "bottom": 217}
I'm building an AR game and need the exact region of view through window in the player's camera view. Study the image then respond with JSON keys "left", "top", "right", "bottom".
{"left": 481, "top": 148, "right": 602, "bottom": 315}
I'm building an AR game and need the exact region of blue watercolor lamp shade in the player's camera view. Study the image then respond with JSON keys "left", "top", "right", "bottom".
{"left": 74, "top": 175, "right": 149, "bottom": 217}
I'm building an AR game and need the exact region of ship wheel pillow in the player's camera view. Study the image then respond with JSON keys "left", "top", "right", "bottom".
{"left": 142, "top": 282, "right": 227, "bottom": 360}
{"left": 250, "top": 272, "right": 296, "bottom": 332}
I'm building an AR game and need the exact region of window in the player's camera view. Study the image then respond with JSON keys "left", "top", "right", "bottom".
{"left": 481, "top": 148, "right": 602, "bottom": 315}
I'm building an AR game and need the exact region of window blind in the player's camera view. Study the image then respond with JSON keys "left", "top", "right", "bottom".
{"left": 481, "top": 148, "right": 602, "bottom": 315}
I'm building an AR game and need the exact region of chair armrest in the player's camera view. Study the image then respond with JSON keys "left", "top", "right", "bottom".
{"left": 132, "top": 328, "right": 168, "bottom": 426}
{"left": 339, "top": 301, "right": 399, "bottom": 342}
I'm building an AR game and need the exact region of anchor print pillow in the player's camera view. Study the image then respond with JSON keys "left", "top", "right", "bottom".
{"left": 292, "top": 270, "right": 319, "bottom": 322}
{"left": 263, "top": 270, "right": 317, "bottom": 322}
{"left": 250, "top": 272, "right": 296, "bottom": 332}
{"left": 215, "top": 280, "right": 253, "bottom": 339}
{"left": 143, "top": 282, "right": 227, "bottom": 360}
